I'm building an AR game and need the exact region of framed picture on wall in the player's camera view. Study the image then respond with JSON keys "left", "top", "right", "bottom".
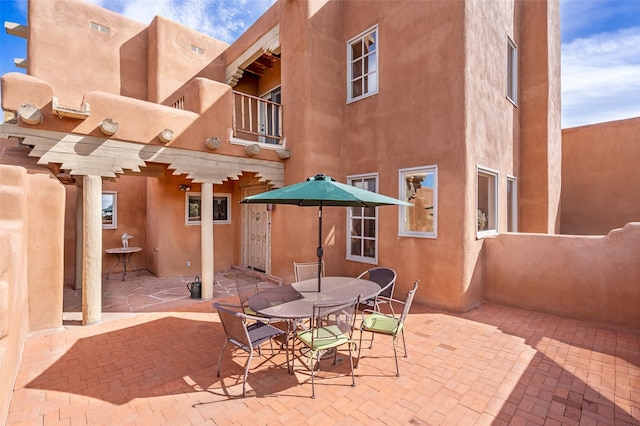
{"left": 102, "top": 192, "right": 117, "bottom": 229}
{"left": 186, "top": 193, "right": 231, "bottom": 224}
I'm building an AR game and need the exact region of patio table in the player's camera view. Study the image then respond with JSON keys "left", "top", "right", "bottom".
{"left": 248, "top": 276, "right": 381, "bottom": 320}
{"left": 105, "top": 247, "right": 142, "bottom": 281}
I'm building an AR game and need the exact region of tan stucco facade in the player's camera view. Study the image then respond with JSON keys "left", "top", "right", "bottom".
{"left": 1, "top": 0, "right": 639, "bottom": 423}
{"left": 561, "top": 117, "right": 640, "bottom": 235}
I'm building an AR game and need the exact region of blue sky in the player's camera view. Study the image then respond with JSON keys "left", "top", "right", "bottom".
{"left": 1, "top": 0, "right": 639, "bottom": 128}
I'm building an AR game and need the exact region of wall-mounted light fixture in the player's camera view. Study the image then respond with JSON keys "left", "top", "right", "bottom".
{"left": 179, "top": 184, "right": 191, "bottom": 192}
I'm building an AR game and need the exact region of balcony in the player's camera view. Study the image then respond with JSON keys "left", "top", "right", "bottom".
{"left": 231, "top": 90, "right": 283, "bottom": 148}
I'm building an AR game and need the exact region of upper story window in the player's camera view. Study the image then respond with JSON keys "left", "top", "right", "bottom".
{"left": 477, "top": 166, "right": 499, "bottom": 238}
{"left": 506, "top": 35, "right": 518, "bottom": 105}
{"left": 90, "top": 22, "right": 110, "bottom": 34}
{"left": 347, "top": 25, "right": 378, "bottom": 103}
{"left": 399, "top": 166, "right": 437, "bottom": 238}
{"left": 191, "top": 45, "right": 204, "bottom": 55}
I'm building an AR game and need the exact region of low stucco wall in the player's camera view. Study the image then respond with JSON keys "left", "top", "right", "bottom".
{"left": 484, "top": 223, "right": 640, "bottom": 330}
{"left": 562, "top": 117, "right": 640, "bottom": 235}
{"left": 0, "top": 161, "right": 65, "bottom": 425}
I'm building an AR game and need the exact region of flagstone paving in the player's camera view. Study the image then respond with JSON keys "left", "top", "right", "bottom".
{"left": 7, "top": 269, "right": 640, "bottom": 425}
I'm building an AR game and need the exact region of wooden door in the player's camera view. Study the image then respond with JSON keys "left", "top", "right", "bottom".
{"left": 242, "top": 186, "right": 270, "bottom": 272}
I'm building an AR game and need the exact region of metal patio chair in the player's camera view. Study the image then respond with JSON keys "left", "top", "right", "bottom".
{"left": 356, "top": 280, "right": 419, "bottom": 377}
{"left": 356, "top": 267, "right": 397, "bottom": 311}
{"left": 293, "top": 296, "right": 360, "bottom": 398}
{"left": 293, "top": 260, "right": 325, "bottom": 282}
{"left": 214, "top": 302, "right": 290, "bottom": 397}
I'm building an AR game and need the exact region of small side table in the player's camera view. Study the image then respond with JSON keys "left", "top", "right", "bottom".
{"left": 106, "top": 247, "right": 142, "bottom": 281}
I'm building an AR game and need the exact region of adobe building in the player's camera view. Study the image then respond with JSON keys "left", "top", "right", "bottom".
{"left": 1, "top": 0, "right": 639, "bottom": 422}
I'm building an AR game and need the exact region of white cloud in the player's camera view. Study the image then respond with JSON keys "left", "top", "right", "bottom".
{"left": 561, "top": 27, "right": 640, "bottom": 128}
{"left": 85, "top": 0, "right": 275, "bottom": 44}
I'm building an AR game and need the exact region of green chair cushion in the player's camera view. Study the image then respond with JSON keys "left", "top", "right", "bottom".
{"left": 362, "top": 313, "right": 399, "bottom": 335}
{"left": 297, "top": 325, "right": 350, "bottom": 351}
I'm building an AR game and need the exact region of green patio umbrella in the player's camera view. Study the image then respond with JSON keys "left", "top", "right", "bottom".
{"left": 241, "top": 174, "right": 413, "bottom": 291}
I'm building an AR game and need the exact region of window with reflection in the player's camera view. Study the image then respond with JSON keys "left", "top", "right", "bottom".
{"left": 399, "top": 166, "right": 437, "bottom": 238}
{"left": 477, "top": 166, "right": 498, "bottom": 237}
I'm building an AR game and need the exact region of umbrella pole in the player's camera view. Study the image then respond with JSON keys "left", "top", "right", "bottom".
{"left": 317, "top": 203, "right": 323, "bottom": 292}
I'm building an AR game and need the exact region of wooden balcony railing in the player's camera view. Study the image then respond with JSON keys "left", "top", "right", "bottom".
{"left": 232, "top": 91, "right": 283, "bottom": 145}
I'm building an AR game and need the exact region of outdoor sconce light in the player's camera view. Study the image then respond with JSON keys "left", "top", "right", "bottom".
{"left": 17, "top": 103, "right": 42, "bottom": 125}
{"left": 99, "top": 118, "right": 119, "bottom": 136}
{"left": 205, "top": 136, "right": 221, "bottom": 150}
{"left": 179, "top": 184, "right": 191, "bottom": 192}
{"left": 245, "top": 144, "right": 260, "bottom": 157}
{"left": 158, "top": 129, "right": 174, "bottom": 143}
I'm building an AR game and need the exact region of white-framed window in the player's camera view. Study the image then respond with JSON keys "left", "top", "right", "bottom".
{"left": 347, "top": 25, "right": 378, "bottom": 103}
{"left": 347, "top": 174, "right": 378, "bottom": 264}
{"left": 477, "top": 166, "right": 499, "bottom": 237}
{"left": 399, "top": 166, "right": 437, "bottom": 238}
{"left": 101, "top": 192, "right": 117, "bottom": 229}
{"left": 506, "top": 35, "right": 518, "bottom": 105}
{"left": 186, "top": 193, "right": 231, "bottom": 225}
{"left": 259, "top": 86, "right": 282, "bottom": 145}
{"left": 507, "top": 176, "right": 518, "bottom": 232}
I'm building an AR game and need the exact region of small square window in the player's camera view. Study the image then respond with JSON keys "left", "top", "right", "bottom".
{"left": 191, "top": 45, "right": 204, "bottom": 55}
{"left": 186, "top": 193, "right": 231, "bottom": 225}
{"left": 90, "top": 22, "right": 110, "bottom": 34}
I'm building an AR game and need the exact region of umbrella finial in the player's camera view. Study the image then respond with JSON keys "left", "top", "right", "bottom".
{"left": 308, "top": 174, "right": 336, "bottom": 182}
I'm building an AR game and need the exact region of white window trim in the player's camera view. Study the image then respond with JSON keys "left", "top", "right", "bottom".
{"left": 398, "top": 165, "right": 438, "bottom": 239}
{"left": 506, "top": 35, "right": 518, "bottom": 106}
{"left": 186, "top": 192, "right": 231, "bottom": 225}
{"left": 346, "top": 173, "right": 379, "bottom": 265}
{"left": 102, "top": 191, "right": 117, "bottom": 229}
{"left": 477, "top": 166, "right": 499, "bottom": 239}
{"left": 346, "top": 25, "right": 379, "bottom": 104}
{"left": 507, "top": 175, "right": 518, "bottom": 232}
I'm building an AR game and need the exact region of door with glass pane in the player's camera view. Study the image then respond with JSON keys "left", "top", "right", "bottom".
{"left": 259, "top": 87, "right": 281, "bottom": 144}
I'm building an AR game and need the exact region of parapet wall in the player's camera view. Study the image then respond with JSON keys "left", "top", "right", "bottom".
{"left": 0, "top": 160, "right": 65, "bottom": 425}
{"left": 484, "top": 223, "right": 640, "bottom": 330}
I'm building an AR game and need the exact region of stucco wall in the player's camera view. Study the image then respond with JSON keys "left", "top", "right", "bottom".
{"left": 147, "top": 16, "right": 228, "bottom": 104}
{"left": 28, "top": 0, "right": 148, "bottom": 105}
{"left": 0, "top": 165, "right": 29, "bottom": 426}
{"left": 561, "top": 117, "right": 640, "bottom": 235}
{"left": 0, "top": 159, "right": 65, "bottom": 424}
{"left": 484, "top": 224, "right": 640, "bottom": 330}
{"left": 145, "top": 171, "right": 237, "bottom": 278}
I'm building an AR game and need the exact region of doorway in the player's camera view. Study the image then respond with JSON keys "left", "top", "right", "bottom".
{"left": 242, "top": 185, "right": 270, "bottom": 273}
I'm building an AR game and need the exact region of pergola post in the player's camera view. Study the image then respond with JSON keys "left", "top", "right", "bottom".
{"left": 200, "top": 182, "right": 214, "bottom": 299}
{"left": 82, "top": 175, "right": 102, "bottom": 325}
{"left": 74, "top": 179, "right": 83, "bottom": 290}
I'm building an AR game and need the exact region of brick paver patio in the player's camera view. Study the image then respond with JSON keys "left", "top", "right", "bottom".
{"left": 6, "top": 270, "right": 640, "bottom": 425}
